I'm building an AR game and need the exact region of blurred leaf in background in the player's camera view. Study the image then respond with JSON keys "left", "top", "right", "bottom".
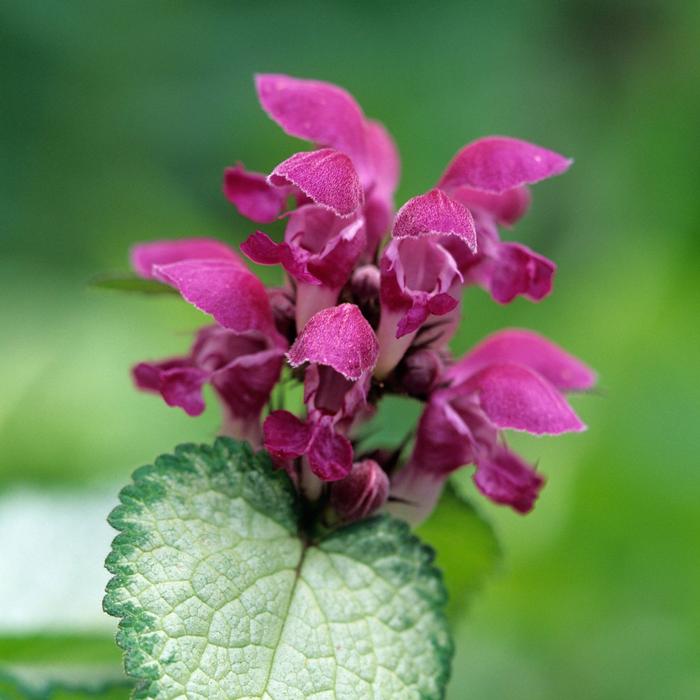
{"left": 1, "top": 1, "right": 699, "bottom": 698}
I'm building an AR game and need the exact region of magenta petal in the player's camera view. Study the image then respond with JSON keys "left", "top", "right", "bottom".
{"left": 427, "top": 293, "right": 459, "bottom": 316}
{"left": 465, "top": 363, "right": 586, "bottom": 434}
{"left": 396, "top": 303, "right": 429, "bottom": 337}
{"left": 210, "top": 348, "right": 285, "bottom": 423}
{"left": 269, "top": 149, "right": 363, "bottom": 218}
{"left": 223, "top": 165, "right": 287, "bottom": 223}
{"left": 283, "top": 205, "right": 366, "bottom": 289}
{"left": 366, "top": 119, "right": 400, "bottom": 198}
{"left": 469, "top": 241, "right": 556, "bottom": 303}
{"left": 393, "top": 189, "right": 476, "bottom": 251}
{"left": 307, "top": 422, "right": 353, "bottom": 481}
{"left": 153, "top": 260, "right": 274, "bottom": 334}
{"left": 449, "top": 329, "right": 596, "bottom": 391}
{"left": 132, "top": 361, "right": 208, "bottom": 417}
{"left": 287, "top": 303, "right": 379, "bottom": 380}
{"left": 130, "top": 238, "right": 241, "bottom": 279}
{"left": 330, "top": 459, "right": 389, "bottom": 521}
{"left": 438, "top": 136, "right": 573, "bottom": 194}
{"left": 255, "top": 73, "right": 369, "bottom": 176}
{"left": 240, "top": 231, "right": 321, "bottom": 285}
{"left": 263, "top": 410, "right": 312, "bottom": 460}
{"left": 450, "top": 185, "right": 532, "bottom": 227}
{"left": 473, "top": 446, "right": 545, "bottom": 513}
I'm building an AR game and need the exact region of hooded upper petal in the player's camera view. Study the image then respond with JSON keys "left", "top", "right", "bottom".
{"left": 287, "top": 303, "right": 379, "bottom": 380}
{"left": 448, "top": 329, "right": 596, "bottom": 391}
{"left": 223, "top": 164, "right": 287, "bottom": 223}
{"left": 152, "top": 259, "right": 276, "bottom": 336}
{"left": 130, "top": 238, "right": 242, "bottom": 279}
{"left": 255, "top": 73, "right": 369, "bottom": 178}
{"left": 438, "top": 136, "right": 572, "bottom": 194}
{"left": 463, "top": 363, "right": 586, "bottom": 434}
{"left": 392, "top": 189, "right": 476, "bottom": 251}
{"left": 268, "top": 149, "right": 363, "bottom": 218}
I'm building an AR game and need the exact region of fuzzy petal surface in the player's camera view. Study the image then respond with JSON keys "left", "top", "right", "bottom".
{"left": 256, "top": 73, "right": 369, "bottom": 176}
{"left": 438, "top": 136, "right": 572, "bottom": 194}
{"left": 464, "top": 363, "right": 586, "bottom": 434}
{"left": 448, "top": 329, "right": 596, "bottom": 391}
{"left": 269, "top": 149, "right": 363, "bottom": 217}
{"left": 223, "top": 165, "right": 287, "bottom": 223}
{"left": 287, "top": 303, "right": 379, "bottom": 380}
{"left": 153, "top": 260, "right": 275, "bottom": 334}
{"left": 393, "top": 189, "right": 476, "bottom": 251}
{"left": 131, "top": 238, "right": 242, "bottom": 279}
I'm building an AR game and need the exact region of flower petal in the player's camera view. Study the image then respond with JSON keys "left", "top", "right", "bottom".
{"left": 255, "top": 73, "right": 369, "bottom": 176}
{"left": 307, "top": 421, "right": 354, "bottom": 481}
{"left": 268, "top": 149, "right": 363, "bottom": 218}
{"left": 263, "top": 410, "right": 312, "bottom": 460}
{"left": 473, "top": 445, "right": 544, "bottom": 513}
{"left": 287, "top": 303, "right": 379, "bottom": 380}
{"left": 464, "top": 363, "right": 586, "bottom": 434}
{"left": 450, "top": 185, "right": 532, "bottom": 227}
{"left": 130, "top": 238, "right": 241, "bottom": 279}
{"left": 132, "top": 360, "right": 208, "bottom": 417}
{"left": 223, "top": 164, "right": 287, "bottom": 223}
{"left": 448, "top": 329, "right": 596, "bottom": 391}
{"left": 152, "top": 260, "right": 275, "bottom": 335}
{"left": 392, "top": 189, "right": 476, "bottom": 251}
{"left": 469, "top": 241, "right": 556, "bottom": 303}
{"left": 438, "top": 136, "right": 572, "bottom": 194}
{"left": 210, "top": 348, "right": 285, "bottom": 422}
{"left": 240, "top": 231, "right": 321, "bottom": 285}
{"left": 366, "top": 119, "right": 400, "bottom": 198}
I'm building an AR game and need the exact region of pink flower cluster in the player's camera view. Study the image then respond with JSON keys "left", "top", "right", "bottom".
{"left": 131, "top": 74, "right": 595, "bottom": 524}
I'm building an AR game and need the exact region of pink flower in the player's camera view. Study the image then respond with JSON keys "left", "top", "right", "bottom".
{"left": 437, "top": 136, "right": 572, "bottom": 303}
{"left": 125, "top": 75, "right": 593, "bottom": 526}
{"left": 130, "top": 239, "right": 286, "bottom": 443}
{"left": 375, "top": 189, "right": 476, "bottom": 376}
{"left": 134, "top": 326, "right": 285, "bottom": 444}
{"left": 390, "top": 329, "right": 595, "bottom": 522}
{"left": 263, "top": 304, "right": 379, "bottom": 481}
{"left": 228, "top": 75, "right": 400, "bottom": 329}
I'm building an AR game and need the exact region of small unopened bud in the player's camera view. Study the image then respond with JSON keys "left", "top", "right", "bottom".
{"left": 400, "top": 349, "right": 443, "bottom": 397}
{"left": 351, "top": 264, "right": 381, "bottom": 303}
{"left": 330, "top": 459, "right": 389, "bottom": 522}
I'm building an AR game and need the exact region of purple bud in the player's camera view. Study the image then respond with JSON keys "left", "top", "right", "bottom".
{"left": 330, "top": 459, "right": 389, "bottom": 521}
{"left": 400, "top": 349, "right": 443, "bottom": 397}
{"left": 351, "top": 264, "right": 381, "bottom": 303}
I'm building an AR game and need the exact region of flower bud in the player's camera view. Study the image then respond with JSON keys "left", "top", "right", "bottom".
{"left": 351, "top": 264, "right": 381, "bottom": 303}
{"left": 399, "top": 349, "right": 443, "bottom": 397}
{"left": 330, "top": 459, "right": 389, "bottom": 522}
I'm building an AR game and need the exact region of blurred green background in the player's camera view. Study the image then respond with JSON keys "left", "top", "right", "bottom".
{"left": 2, "top": 1, "right": 699, "bottom": 698}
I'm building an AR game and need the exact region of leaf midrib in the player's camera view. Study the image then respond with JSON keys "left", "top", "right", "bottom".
{"left": 258, "top": 533, "right": 310, "bottom": 698}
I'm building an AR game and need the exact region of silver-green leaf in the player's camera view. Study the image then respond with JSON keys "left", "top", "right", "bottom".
{"left": 104, "top": 438, "right": 452, "bottom": 699}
